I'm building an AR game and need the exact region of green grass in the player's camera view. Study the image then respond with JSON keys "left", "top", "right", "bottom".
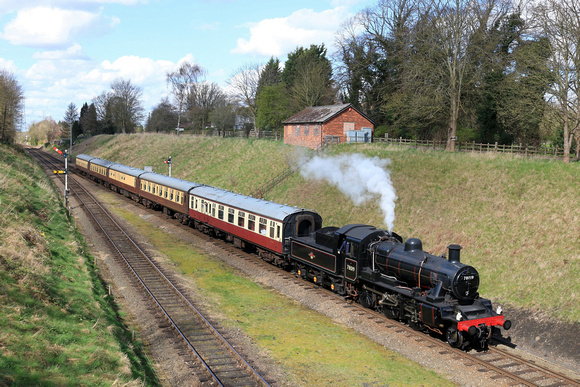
{"left": 0, "top": 144, "right": 158, "bottom": 386}
{"left": 76, "top": 134, "right": 580, "bottom": 323}
{"left": 107, "top": 198, "right": 452, "bottom": 386}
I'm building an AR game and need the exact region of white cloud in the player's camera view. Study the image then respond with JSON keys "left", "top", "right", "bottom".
{"left": 32, "top": 43, "right": 89, "bottom": 60}
{"left": 232, "top": 7, "right": 349, "bottom": 57}
{"left": 23, "top": 54, "right": 185, "bottom": 124}
{"left": 1, "top": 7, "right": 117, "bottom": 48}
{"left": 0, "top": 57, "right": 17, "bottom": 73}
{"left": 0, "top": 0, "right": 141, "bottom": 15}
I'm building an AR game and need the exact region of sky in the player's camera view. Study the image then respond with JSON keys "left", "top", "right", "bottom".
{"left": 0, "top": 0, "right": 375, "bottom": 129}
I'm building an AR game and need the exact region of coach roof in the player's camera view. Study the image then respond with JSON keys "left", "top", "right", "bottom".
{"left": 109, "top": 163, "right": 148, "bottom": 177}
{"left": 140, "top": 172, "right": 202, "bottom": 192}
{"left": 191, "top": 185, "right": 316, "bottom": 221}
{"left": 76, "top": 154, "right": 97, "bottom": 163}
{"left": 90, "top": 157, "right": 115, "bottom": 168}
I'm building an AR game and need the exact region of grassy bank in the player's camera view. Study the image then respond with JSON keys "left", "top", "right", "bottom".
{"left": 0, "top": 145, "right": 157, "bottom": 385}
{"left": 75, "top": 134, "right": 580, "bottom": 323}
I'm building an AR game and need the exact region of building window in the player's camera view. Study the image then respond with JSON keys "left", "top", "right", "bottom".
{"left": 295, "top": 125, "right": 300, "bottom": 136}
{"left": 313, "top": 125, "right": 320, "bottom": 135}
{"left": 304, "top": 125, "right": 309, "bottom": 136}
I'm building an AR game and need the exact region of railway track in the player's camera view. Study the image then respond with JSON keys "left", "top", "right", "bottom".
{"left": 29, "top": 148, "right": 271, "bottom": 387}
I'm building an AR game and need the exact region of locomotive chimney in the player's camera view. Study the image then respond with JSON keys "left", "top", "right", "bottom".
{"left": 447, "top": 244, "right": 462, "bottom": 263}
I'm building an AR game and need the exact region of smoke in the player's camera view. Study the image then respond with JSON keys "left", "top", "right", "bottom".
{"left": 299, "top": 153, "right": 397, "bottom": 231}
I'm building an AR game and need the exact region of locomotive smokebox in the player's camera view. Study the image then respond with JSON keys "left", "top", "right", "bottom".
{"left": 447, "top": 244, "right": 462, "bottom": 263}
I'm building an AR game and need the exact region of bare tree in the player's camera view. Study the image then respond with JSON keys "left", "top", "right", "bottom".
{"left": 422, "top": 0, "right": 508, "bottom": 151}
{"left": 534, "top": 0, "right": 580, "bottom": 163}
{"left": 227, "top": 63, "right": 261, "bottom": 133}
{"left": 110, "top": 78, "right": 144, "bottom": 134}
{"left": 0, "top": 70, "right": 24, "bottom": 144}
{"left": 187, "top": 82, "right": 226, "bottom": 130}
{"left": 166, "top": 60, "right": 205, "bottom": 130}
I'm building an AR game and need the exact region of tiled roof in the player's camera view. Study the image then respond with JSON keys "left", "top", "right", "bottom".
{"left": 282, "top": 103, "right": 367, "bottom": 124}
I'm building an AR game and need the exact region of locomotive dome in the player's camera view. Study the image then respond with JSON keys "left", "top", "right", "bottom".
{"left": 404, "top": 238, "right": 423, "bottom": 252}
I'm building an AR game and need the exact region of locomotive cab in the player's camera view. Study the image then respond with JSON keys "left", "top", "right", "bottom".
{"left": 331, "top": 225, "right": 390, "bottom": 283}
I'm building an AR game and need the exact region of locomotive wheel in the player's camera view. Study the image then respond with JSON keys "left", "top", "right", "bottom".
{"left": 381, "top": 305, "right": 399, "bottom": 320}
{"left": 446, "top": 327, "right": 464, "bottom": 348}
{"left": 359, "top": 290, "right": 374, "bottom": 309}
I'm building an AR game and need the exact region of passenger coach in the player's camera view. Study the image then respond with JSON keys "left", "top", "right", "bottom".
{"left": 189, "top": 185, "right": 322, "bottom": 266}
{"left": 138, "top": 173, "right": 201, "bottom": 221}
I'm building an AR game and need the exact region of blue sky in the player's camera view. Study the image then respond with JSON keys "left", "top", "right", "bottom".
{"left": 0, "top": 0, "right": 375, "bottom": 128}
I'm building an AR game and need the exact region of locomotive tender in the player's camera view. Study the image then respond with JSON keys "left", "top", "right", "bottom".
{"left": 75, "top": 154, "right": 511, "bottom": 349}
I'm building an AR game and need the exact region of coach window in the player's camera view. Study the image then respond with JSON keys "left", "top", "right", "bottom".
{"left": 238, "top": 211, "right": 245, "bottom": 227}
{"left": 269, "top": 221, "right": 275, "bottom": 238}
{"left": 211, "top": 203, "right": 216, "bottom": 217}
{"left": 170, "top": 191, "right": 174, "bottom": 201}
{"left": 218, "top": 205, "right": 224, "bottom": 220}
{"left": 259, "top": 218, "right": 267, "bottom": 234}
{"left": 228, "top": 208, "right": 235, "bottom": 223}
{"left": 277, "top": 225, "right": 281, "bottom": 239}
{"left": 248, "top": 214, "right": 255, "bottom": 231}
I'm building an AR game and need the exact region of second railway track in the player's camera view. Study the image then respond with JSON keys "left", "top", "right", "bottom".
{"left": 30, "top": 148, "right": 271, "bottom": 387}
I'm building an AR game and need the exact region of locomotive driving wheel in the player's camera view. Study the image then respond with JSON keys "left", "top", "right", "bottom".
{"left": 381, "top": 305, "right": 400, "bottom": 320}
{"left": 359, "top": 289, "right": 375, "bottom": 309}
{"left": 446, "top": 326, "right": 464, "bottom": 348}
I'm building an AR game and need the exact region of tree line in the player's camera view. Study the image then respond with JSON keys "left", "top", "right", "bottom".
{"left": 5, "top": 0, "right": 578, "bottom": 163}
{"left": 334, "top": 0, "right": 580, "bottom": 162}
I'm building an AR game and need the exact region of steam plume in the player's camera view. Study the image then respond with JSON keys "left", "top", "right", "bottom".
{"left": 299, "top": 153, "right": 397, "bottom": 231}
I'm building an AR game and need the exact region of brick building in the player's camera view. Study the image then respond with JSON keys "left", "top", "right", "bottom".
{"left": 282, "top": 103, "right": 374, "bottom": 149}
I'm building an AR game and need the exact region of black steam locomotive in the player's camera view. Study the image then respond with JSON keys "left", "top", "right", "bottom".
{"left": 290, "top": 224, "right": 511, "bottom": 349}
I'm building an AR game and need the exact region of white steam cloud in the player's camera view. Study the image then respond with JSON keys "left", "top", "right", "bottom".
{"left": 300, "top": 153, "right": 397, "bottom": 232}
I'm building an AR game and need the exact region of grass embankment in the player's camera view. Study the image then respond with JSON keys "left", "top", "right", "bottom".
{"left": 78, "top": 134, "right": 580, "bottom": 323}
{"left": 101, "top": 194, "right": 452, "bottom": 386}
{"left": 0, "top": 145, "right": 158, "bottom": 385}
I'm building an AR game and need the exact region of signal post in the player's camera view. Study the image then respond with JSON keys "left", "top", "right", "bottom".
{"left": 53, "top": 146, "right": 69, "bottom": 208}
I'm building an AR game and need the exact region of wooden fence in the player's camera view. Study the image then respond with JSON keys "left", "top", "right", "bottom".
{"left": 374, "top": 137, "right": 577, "bottom": 161}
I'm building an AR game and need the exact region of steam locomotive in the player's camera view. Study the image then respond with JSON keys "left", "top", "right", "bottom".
{"left": 75, "top": 154, "right": 511, "bottom": 349}
{"left": 291, "top": 224, "right": 511, "bottom": 348}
